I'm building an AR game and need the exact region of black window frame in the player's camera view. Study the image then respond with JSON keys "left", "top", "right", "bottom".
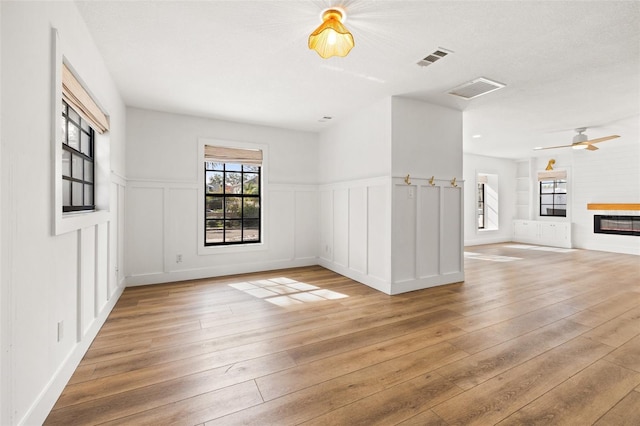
{"left": 539, "top": 179, "right": 567, "bottom": 217}
{"left": 477, "top": 183, "right": 485, "bottom": 229}
{"left": 61, "top": 100, "right": 95, "bottom": 212}
{"left": 204, "top": 161, "right": 261, "bottom": 246}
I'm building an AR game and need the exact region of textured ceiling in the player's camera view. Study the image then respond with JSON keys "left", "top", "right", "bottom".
{"left": 75, "top": 0, "right": 640, "bottom": 158}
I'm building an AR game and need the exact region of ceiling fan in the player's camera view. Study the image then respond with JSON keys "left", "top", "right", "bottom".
{"left": 534, "top": 128, "right": 620, "bottom": 151}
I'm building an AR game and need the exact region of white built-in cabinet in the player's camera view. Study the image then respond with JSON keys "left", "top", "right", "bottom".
{"left": 513, "top": 220, "right": 572, "bottom": 248}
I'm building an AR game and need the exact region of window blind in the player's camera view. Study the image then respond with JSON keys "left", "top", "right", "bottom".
{"left": 204, "top": 145, "right": 263, "bottom": 165}
{"left": 62, "top": 63, "right": 110, "bottom": 134}
{"left": 537, "top": 170, "right": 567, "bottom": 181}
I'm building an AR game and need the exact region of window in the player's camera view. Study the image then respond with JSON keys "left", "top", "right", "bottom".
{"left": 204, "top": 146, "right": 262, "bottom": 245}
{"left": 477, "top": 183, "right": 485, "bottom": 229}
{"left": 61, "top": 100, "right": 95, "bottom": 212}
{"left": 539, "top": 179, "right": 567, "bottom": 217}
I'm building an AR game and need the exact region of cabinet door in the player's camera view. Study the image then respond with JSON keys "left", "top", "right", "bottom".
{"left": 540, "top": 222, "right": 558, "bottom": 241}
{"left": 514, "top": 221, "right": 536, "bottom": 240}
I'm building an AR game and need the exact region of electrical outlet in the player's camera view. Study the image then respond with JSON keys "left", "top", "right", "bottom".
{"left": 176, "top": 254, "right": 183, "bottom": 263}
{"left": 57, "top": 321, "right": 64, "bottom": 342}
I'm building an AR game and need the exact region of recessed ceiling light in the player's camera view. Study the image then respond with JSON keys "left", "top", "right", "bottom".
{"left": 472, "top": 134, "right": 482, "bottom": 139}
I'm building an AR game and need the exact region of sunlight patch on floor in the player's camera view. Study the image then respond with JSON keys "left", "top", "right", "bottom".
{"left": 464, "top": 252, "right": 522, "bottom": 262}
{"left": 504, "top": 244, "right": 576, "bottom": 253}
{"left": 229, "top": 277, "right": 348, "bottom": 306}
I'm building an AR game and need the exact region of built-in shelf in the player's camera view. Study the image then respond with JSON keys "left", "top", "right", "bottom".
{"left": 587, "top": 203, "right": 640, "bottom": 211}
{"left": 515, "top": 159, "right": 532, "bottom": 220}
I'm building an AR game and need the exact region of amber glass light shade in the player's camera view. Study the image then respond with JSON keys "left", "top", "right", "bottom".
{"left": 308, "top": 9, "right": 354, "bottom": 58}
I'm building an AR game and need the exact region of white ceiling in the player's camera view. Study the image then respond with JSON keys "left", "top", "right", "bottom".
{"left": 75, "top": 0, "right": 640, "bottom": 159}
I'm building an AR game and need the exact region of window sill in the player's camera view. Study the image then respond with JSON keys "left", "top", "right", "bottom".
{"left": 197, "top": 241, "right": 267, "bottom": 256}
{"left": 55, "top": 209, "right": 110, "bottom": 236}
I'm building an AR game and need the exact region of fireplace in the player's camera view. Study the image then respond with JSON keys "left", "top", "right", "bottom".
{"left": 594, "top": 215, "right": 640, "bottom": 236}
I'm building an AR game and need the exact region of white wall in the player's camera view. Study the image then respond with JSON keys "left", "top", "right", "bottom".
{"left": 0, "top": 2, "right": 126, "bottom": 424}
{"left": 125, "top": 108, "right": 319, "bottom": 285}
{"left": 391, "top": 97, "right": 463, "bottom": 179}
{"left": 317, "top": 97, "right": 392, "bottom": 183}
{"left": 571, "top": 136, "right": 640, "bottom": 254}
{"left": 463, "top": 153, "right": 517, "bottom": 246}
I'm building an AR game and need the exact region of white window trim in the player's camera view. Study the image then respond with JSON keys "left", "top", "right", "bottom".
{"left": 52, "top": 28, "right": 110, "bottom": 235}
{"left": 197, "top": 138, "right": 269, "bottom": 255}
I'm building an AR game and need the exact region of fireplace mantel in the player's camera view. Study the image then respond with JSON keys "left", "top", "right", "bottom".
{"left": 587, "top": 203, "right": 640, "bottom": 211}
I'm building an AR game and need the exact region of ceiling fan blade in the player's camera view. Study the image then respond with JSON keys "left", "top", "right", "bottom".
{"left": 533, "top": 144, "right": 573, "bottom": 150}
{"left": 585, "top": 135, "right": 620, "bottom": 144}
{"left": 586, "top": 144, "right": 599, "bottom": 151}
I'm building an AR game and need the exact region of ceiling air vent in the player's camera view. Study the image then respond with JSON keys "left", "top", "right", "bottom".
{"left": 448, "top": 77, "right": 505, "bottom": 99}
{"left": 417, "top": 47, "right": 453, "bottom": 67}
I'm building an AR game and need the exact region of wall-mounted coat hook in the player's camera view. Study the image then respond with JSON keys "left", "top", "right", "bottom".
{"left": 404, "top": 174, "right": 411, "bottom": 185}
{"left": 451, "top": 177, "right": 457, "bottom": 187}
{"left": 428, "top": 176, "right": 435, "bottom": 186}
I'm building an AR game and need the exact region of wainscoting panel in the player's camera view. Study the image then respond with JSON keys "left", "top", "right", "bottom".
{"left": 391, "top": 177, "right": 464, "bottom": 294}
{"left": 125, "top": 181, "right": 318, "bottom": 286}
{"left": 392, "top": 184, "right": 417, "bottom": 283}
{"left": 441, "top": 186, "right": 463, "bottom": 275}
{"left": 367, "top": 183, "right": 391, "bottom": 283}
{"left": 95, "top": 222, "right": 109, "bottom": 314}
{"left": 166, "top": 188, "right": 199, "bottom": 271}
{"left": 319, "top": 177, "right": 392, "bottom": 294}
{"left": 79, "top": 227, "right": 96, "bottom": 338}
{"left": 418, "top": 185, "right": 440, "bottom": 279}
{"left": 349, "top": 186, "right": 368, "bottom": 275}
{"left": 295, "top": 190, "right": 319, "bottom": 260}
{"left": 318, "top": 190, "right": 334, "bottom": 262}
{"left": 126, "top": 186, "right": 165, "bottom": 277}
{"left": 268, "top": 189, "right": 296, "bottom": 261}
{"left": 333, "top": 188, "right": 350, "bottom": 268}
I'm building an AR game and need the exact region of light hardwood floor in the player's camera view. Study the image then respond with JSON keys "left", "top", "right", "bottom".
{"left": 45, "top": 244, "right": 640, "bottom": 425}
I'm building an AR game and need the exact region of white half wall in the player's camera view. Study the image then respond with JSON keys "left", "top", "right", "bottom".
{"left": 392, "top": 177, "right": 465, "bottom": 294}
{"left": 125, "top": 108, "right": 319, "bottom": 285}
{"left": 0, "top": 2, "right": 126, "bottom": 424}
{"left": 318, "top": 177, "right": 393, "bottom": 294}
{"left": 463, "top": 153, "right": 517, "bottom": 246}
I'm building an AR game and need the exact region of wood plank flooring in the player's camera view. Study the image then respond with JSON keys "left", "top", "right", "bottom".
{"left": 45, "top": 244, "right": 640, "bottom": 425}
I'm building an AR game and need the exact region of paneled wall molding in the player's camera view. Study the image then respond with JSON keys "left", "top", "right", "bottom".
{"left": 26, "top": 285, "right": 124, "bottom": 425}
{"left": 125, "top": 181, "right": 319, "bottom": 287}
{"left": 391, "top": 178, "right": 464, "bottom": 294}
{"left": 319, "top": 176, "right": 393, "bottom": 293}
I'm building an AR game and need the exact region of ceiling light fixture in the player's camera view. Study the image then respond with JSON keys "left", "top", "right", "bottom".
{"left": 308, "top": 8, "right": 354, "bottom": 59}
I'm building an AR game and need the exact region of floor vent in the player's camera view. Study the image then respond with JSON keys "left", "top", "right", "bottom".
{"left": 448, "top": 77, "right": 505, "bottom": 99}
{"left": 417, "top": 47, "right": 453, "bottom": 67}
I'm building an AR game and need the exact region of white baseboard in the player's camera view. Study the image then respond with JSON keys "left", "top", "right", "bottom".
{"left": 125, "top": 257, "right": 319, "bottom": 287}
{"left": 318, "top": 258, "right": 392, "bottom": 295}
{"left": 392, "top": 272, "right": 465, "bottom": 295}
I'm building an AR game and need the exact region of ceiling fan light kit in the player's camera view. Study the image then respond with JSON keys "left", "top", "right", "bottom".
{"left": 308, "top": 8, "right": 354, "bottom": 59}
{"left": 534, "top": 127, "right": 620, "bottom": 151}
